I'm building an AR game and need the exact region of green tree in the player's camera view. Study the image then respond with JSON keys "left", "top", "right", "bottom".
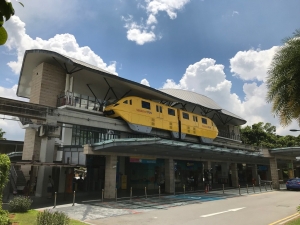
{"left": 266, "top": 29, "right": 300, "bottom": 126}
{"left": 0, "top": 128, "right": 5, "bottom": 140}
{"left": 0, "top": 0, "right": 23, "bottom": 45}
{"left": 0, "top": 154, "right": 10, "bottom": 204}
{"left": 240, "top": 122, "right": 299, "bottom": 148}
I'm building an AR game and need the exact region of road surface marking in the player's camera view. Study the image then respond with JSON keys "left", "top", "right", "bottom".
{"left": 269, "top": 213, "right": 299, "bottom": 225}
{"left": 200, "top": 207, "right": 245, "bottom": 217}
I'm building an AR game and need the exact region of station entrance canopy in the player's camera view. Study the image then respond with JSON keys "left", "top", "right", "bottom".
{"left": 17, "top": 49, "right": 246, "bottom": 127}
{"left": 84, "top": 137, "right": 268, "bottom": 164}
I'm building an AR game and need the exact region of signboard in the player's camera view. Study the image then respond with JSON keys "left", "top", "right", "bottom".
{"left": 130, "top": 157, "right": 156, "bottom": 164}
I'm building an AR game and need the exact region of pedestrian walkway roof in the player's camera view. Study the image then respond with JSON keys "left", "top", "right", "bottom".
{"left": 270, "top": 147, "right": 300, "bottom": 158}
{"left": 86, "top": 137, "right": 268, "bottom": 164}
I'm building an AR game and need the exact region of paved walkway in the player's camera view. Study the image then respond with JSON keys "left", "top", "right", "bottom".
{"left": 27, "top": 184, "right": 280, "bottom": 224}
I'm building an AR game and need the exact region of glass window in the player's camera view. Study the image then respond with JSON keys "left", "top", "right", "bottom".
{"left": 168, "top": 108, "right": 175, "bottom": 116}
{"left": 123, "top": 100, "right": 128, "bottom": 104}
{"left": 130, "top": 100, "right": 132, "bottom": 105}
{"left": 156, "top": 105, "right": 159, "bottom": 112}
{"left": 182, "top": 112, "right": 189, "bottom": 120}
{"left": 202, "top": 118, "right": 207, "bottom": 124}
{"left": 142, "top": 101, "right": 151, "bottom": 109}
{"left": 160, "top": 106, "right": 162, "bottom": 113}
{"left": 193, "top": 116, "right": 198, "bottom": 122}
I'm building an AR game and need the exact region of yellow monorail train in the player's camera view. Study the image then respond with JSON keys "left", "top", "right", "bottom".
{"left": 103, "top": 96, "right": 218, "bottom": 143}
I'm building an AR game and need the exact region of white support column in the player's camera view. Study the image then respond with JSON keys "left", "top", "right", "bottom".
{"left": 165, "top": 159, "right": 174, "bottom": 194}
{"left": 35, "top": 137, "right": 55, "bottom": 197}
{"left": 104, "top": 155, "right": 117, "bottom": 199}
{"left": 270, "top": 157, "right": 279, "bottom": 189}
{"left": 230, "top": 163, "right": 239, "bottom": 188}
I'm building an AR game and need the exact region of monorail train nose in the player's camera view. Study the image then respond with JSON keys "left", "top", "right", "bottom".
{"left": 103, "top": 110, "right": 115, "bottom": 116}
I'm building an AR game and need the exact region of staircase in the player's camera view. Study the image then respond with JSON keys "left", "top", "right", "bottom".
{"left": 15, "top": 169, "right": 27, "bottom": 191}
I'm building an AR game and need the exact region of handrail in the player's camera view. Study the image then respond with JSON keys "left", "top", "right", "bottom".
{"left": 10, "top": 165, "right": 18, "bottom": 187}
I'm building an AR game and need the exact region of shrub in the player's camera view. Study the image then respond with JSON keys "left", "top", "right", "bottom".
{"left": 0, "top": 209, "right": 10, "bottom": 225}
{"left": 298, "top": 205, "right": 300, "bottom": 212}
{"left": 37, "top": 210, "right": 70, "bottom": 225}
{"left": 0, "top": 154, "right": 10, "bottom": 204}
{"left": 9, "top": 195, "right": 32, "bottom": 212}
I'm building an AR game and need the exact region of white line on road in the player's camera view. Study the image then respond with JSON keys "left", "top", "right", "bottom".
{"left": 200, "top": 207, "right": 246, "bottom": 218}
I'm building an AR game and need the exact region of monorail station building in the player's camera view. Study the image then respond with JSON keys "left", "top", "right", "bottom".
{"left": 4, "top": 49, "right": 299, "bottom": 198}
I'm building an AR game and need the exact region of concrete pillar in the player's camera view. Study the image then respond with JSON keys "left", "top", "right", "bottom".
{"left": 35, "top": 167, "right": 53, "bottom": 197}
{"left": 288, "top": 161, "right": 295, "bottom": 178}
{"left": 230, "top": 163, "right": 239, "bottom": 187}
{"left": 58, "top": 168, "right": 67, "bottom": 193}
{"left": 270, "top": 157, "right": 279, "bottom": 189}
{"left": 104, "top": 155, "right": 117, "bottom": 199}
{"left": 35, "top": 137, "right": 55, "bottom": 197}
{"left": 165, "top": 159, "right": 174, "bottom": 194}
{"left": 251, "top": 164, "right": 258, "bottom": 181}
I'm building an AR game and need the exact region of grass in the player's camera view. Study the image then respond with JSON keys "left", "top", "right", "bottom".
{"left": 285, "top": 215, "right": 300, "bottom": 225}
{"left": 9, "top": 210, "right": 87, "bottom": 225}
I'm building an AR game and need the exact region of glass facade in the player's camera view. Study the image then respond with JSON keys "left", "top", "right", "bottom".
{"left": 71, "top": 125, "right": 120, "bottom": 145}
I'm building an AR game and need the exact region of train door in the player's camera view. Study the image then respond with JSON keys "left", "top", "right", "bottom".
{"left": 155, "top": 104, "right": 163, "bottom": 129}
{"left": 192, "top": 115, "right": 199, "bottom": 135}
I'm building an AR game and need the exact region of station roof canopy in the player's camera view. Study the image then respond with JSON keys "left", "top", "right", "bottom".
{"left": 17, "top": 49, "right": 246, "bottom": 126}
{"left": 270, "top": 147, "right": 300, "bottom": 158}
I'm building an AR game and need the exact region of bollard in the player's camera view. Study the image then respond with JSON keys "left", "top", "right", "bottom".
{"left": 239, "top": 185, "right": 241, "bottom": 195}
{"left": 265, "top": 183, "right": 267, "bottom": 191}
{"left": 130, "top": 187, "right": 132, "bottom": 201}
{"left": 53, "top": 192, "right": 57, "bottom": 208}
{"left": 115, "top": 188, "right": 117, "bottom": 202}
{"left": 145, "top": 187, "right": 147, "bottom": 199}
{"left": 159, "top": 186, "right": 161, "bottom": 199}
{"left": 253, "top": 184, "right": 255, "bottom": 193}
{"left": 259, "top": 183, "right": 261, "bottom": 192}
{"left": 183, "top": 185, "right": 185, "bottom": 195}
{"left": 72, "top": 191, "right": 76, "bottom": 206}
{"left": 222, "top": 184, "right": 225, "bottom": 195}
{"left": 246, "top": 184, "right": 249, "bottom": 194}
{"left": 102, "top": 189, "right": 104, "bottom": 202}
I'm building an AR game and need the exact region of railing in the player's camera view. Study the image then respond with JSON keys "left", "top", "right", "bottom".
{"left": 10, "top": 166, "right": 18, "bottom": 192}
{"left": 57, "top": 92, "right": 104, "bottom": 112}
{"left": 218, "top": 130, "right": 241, "bottom": 141}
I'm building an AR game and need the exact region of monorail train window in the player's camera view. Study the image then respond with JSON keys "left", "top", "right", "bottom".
{"left": 193, "top": 116, "right": 198, "bottom": 122}
{"left": 182, "top": 112, "right": 189, "bottom": 120}
{"left": 168, "top": 108, "right": 175, "bottom": 116}
{"left": 156, "top": 105, "right": 162, "bottom": 113}
{"left": 202, "top": 118, "right": 207, "bottom": 124}
{"left": 123, "top": 100, "right": 128, "bottom": 104}
{"left": 142, "top": 101, "right": 151, "bottom": 109}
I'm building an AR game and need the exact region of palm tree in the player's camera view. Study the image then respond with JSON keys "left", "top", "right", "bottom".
{"left": 0, "top": 128, "right": 6, "bottom": 140}
{"left": 266, "top": 29, "right": 300, "bottom": 126}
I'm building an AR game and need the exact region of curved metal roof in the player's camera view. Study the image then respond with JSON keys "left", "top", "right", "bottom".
{"left": 159, "top": 89, "right": 222, "bottom": 110}
{"left": 17, "top": 49, "right": 246, "bottom": 126}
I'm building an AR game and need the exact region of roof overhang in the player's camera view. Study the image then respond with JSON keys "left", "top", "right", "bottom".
{"left": 84, "top": 138, "right": 266, "bottom": 164}
{"left": 270, "top": 147, "right": 300, "bottom": 158}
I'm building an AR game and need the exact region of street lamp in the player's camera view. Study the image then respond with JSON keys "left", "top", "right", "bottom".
{"left": 290, "top": 129, "right": 300, "bottom": 132}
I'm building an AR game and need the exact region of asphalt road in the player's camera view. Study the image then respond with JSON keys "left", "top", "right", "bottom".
{"left": 86, "top": 190, "right": 300, "bottom": 225}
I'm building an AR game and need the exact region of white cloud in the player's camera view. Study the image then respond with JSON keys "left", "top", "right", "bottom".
{"left": 230, "top": 47, "right": 279, "bottom": 82}
{"left": 161, "top": 47, "right": 295, "bottom": 136}
{"left": 141, "top": 79, "right": 150, "bottom": 86}
{"left": 4, "top": 16, "right": 118, "bottom": 75}
{"left": 123, "top": 0, "right": 190, "bottom": 44}
{"left": 232, "top": 11, "right": 239, "bottom": 16}
{"left": 147, "top": 14, "right": 158, "bottom": 25}
{"left": 146, "top": 0, "right": 190, "bottom": 19}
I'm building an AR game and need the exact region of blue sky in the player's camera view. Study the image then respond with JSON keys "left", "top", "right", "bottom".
{"left": 1, "top": 0, "right": 300, "bottom": 140}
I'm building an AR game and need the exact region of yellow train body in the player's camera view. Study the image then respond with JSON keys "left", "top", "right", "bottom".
{"left": 104, "top": 96, "right": 218, "bottom": 141}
